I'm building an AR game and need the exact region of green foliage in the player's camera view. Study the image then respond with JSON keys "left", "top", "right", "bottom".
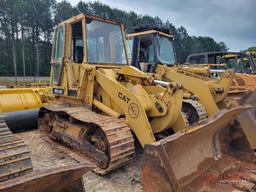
{"left": 246, "top": 47, "right": 256, "bottom": 52}
{"left": 0, "top": 0, "right": 228, "bottom": 76}
{"left": 54, "top": 0, "right": 78, "bottom": 24}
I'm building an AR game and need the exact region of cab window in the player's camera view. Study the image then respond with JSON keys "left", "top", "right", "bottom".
{"left": 126, "top": 38, "right": 133, "bottom": 64}
{"left": 86, "top": 19, "right": 126, "bottom": 64}
{"left": 52, "top": 27, "right": 64, "bottom": 85}
{"left": 54, "top": 27, "right": 64, "bottom": 61}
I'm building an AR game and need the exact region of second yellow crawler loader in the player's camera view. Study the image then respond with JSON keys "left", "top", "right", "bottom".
{"left": 125, "top": 25, "right": 256, "bottom": 191}
{"left": 126, "top": 26, "right": 235, "bottom": 124}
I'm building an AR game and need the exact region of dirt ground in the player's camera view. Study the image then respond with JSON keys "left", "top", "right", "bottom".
{"left": 17, "top": 130, "right": 143, "bottom": 192}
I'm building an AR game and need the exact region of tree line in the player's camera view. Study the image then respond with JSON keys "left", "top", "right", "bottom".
{"left": 0, "top": 0, "right": 228, "bottom": 76}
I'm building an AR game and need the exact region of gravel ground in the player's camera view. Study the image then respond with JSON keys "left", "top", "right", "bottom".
{"left": 16, "top": 130, "right": 143, "bottom": 192}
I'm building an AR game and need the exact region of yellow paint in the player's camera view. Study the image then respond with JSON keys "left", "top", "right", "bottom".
{"left": 0, "top": 88, "right": 47, "bottom": 112}
{"left": 156, "top": 65, "right": 220, "bottom": 116}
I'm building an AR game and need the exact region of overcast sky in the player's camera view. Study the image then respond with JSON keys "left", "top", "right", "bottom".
{"left": 61, "top": 0, "right": 256, "bottom": 51}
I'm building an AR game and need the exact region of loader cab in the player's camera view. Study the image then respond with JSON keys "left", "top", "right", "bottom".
{"left": 186, "top": 52, "right": 256, "bottom": 74}
{"left": 126, "top": 27, "right": 176, "bottom": 73}
{"left": 50, "top": 13, "right": 128, "bottom": 98}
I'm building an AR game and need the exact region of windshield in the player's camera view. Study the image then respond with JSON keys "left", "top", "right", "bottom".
{"left": 156, "top": 35, "right": 176, "bottom": 65}
{"left": 86, "top": 19, "right": 127, "bottom": 64}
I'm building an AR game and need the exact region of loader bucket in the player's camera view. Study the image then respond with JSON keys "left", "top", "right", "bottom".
{"left": 0, "top": 163, "right": 95, "bottom": 192}
{"left": 141, "top": 106, "right": 256, "bottom": 192}
{"left": 235, "top": 91, "right": 256, "bottom": 149}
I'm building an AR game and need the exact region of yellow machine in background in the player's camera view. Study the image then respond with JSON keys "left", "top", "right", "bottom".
{"left": 186, "top": 51, "right": 256, "bottom": 92}
{"left": 185, "top": 51, "right": 256, "bottom": 147}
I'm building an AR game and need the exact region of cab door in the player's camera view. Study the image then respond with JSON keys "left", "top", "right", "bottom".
{"left": 65, "top": 19, "right": 86, "bottom": 97}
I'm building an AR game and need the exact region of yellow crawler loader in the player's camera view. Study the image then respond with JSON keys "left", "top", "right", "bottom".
{"left": 126, "top": 26, "right": 234, "bottom": 124}
{"left": 1, "top": 14, "right": 256, "bottom": 192}
{"left": 34, "top": 14, "right": 256, "bottom": 191}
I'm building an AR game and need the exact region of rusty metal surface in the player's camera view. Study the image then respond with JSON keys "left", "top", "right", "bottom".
{"left": 141, "top": 106, "right": 256, "bottom": 192}
{"left": 226, "top": 91, "right": 256, "bottom": 149}
{"left": 0, "top": 114, "right": 33, "bottom": 182}
{"left": 236, "top": 91, "right": 256, "bottom": 149}
{"left": 229, "top": 73, "right": 256, "bottom": 94}
{"left": 182, "top": 99, "right": 208, "bottom": 125}
{"left": 0, "top": 163, "right": 94, "bottom": 192}
{"left": 38, "top": 104, "right": 135, "bottom": 175}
